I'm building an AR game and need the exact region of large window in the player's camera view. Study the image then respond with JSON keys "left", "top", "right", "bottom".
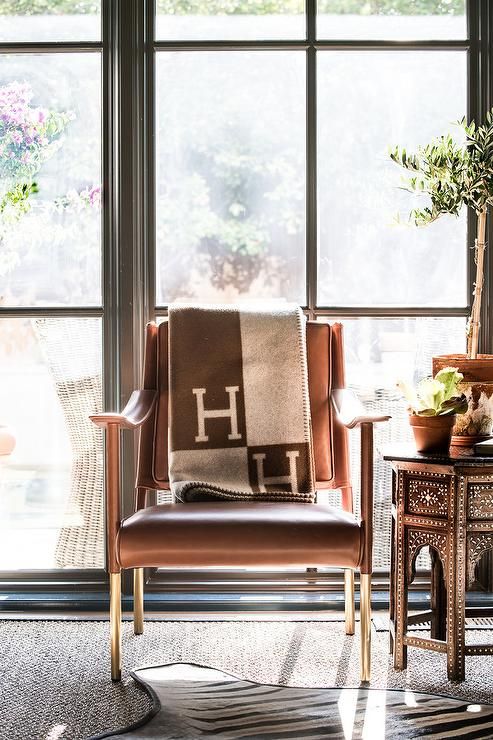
{"left": 155, "top": 50, "right": 306, "bottom": 303}
{"left": 153, "top": 0, "right": 472, "bottom": 572}
{"left": 0, "top": 1, "right": 490, "bottom": 598}
{"left": 0, "top": 4, "right": 103, "bottom": 571}
{"left": 317, "top": 50, "right": 467, "bottom": 308}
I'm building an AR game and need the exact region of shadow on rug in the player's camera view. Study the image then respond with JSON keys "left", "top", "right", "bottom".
{"left": 95, "top": 662, "right": 493, "bottom": 740}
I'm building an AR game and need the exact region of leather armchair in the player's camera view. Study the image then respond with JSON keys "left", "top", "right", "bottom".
{"left": 91, "top": 321, "right": 389, "bottom": 681}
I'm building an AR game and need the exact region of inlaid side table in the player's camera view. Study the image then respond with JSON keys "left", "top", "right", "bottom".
{"left": 383, "top": 445, "right": 493, "bottom": 682}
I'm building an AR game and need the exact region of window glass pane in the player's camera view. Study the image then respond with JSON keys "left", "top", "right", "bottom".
{"left": 319, "top": 317, "right": 466, "bottom": 569}
{"left": 156, "top": 0, "right": 305, "bottom": 41}
{"left": 0, "top": 54, "right": 102, "bottom": 307}
{"left": 0, "top": 318, "right": 103, "bottom": 570}
{"left": 156, "top": 52, "right": 306, "bottom": 305}
{"left": 317, "top": 51, "right": 467, "bottom": 307}
{"left": 317, "top": 0, "right": 466, "bottom": 40}
{"left": 0, "top": 0, "right": 101, "bottom": 42}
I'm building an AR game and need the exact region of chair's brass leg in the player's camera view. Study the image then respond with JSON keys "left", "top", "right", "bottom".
{"left": 110, "top": 572, "right": 122, "bottom": 681}
{"left": 134, "top": 568, "right": 144, "bottom": 635}
{"left": 360, "top": 573, "right": 371, "bottom": 683}
{"left": 344, "top": 569, "right": 355, "bottom": 635}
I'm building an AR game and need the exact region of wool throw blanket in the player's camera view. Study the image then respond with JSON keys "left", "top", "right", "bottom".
{"left": 168, "top": 304, "right": 315, "bottom": 503}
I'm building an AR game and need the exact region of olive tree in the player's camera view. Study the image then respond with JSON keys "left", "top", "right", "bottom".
{"left": 390, "top": 110, "right": 493, "bottom": 359}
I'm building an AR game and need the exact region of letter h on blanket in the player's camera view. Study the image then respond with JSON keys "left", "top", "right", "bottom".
{"left": 192, "top": 386, "right": 242, "bottom": 443}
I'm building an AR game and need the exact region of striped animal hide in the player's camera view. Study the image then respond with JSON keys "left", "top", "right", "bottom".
{"left": 111, "top": 662, "right": 493, "bottom": 740}
{"left": 168, "top": 304, "right": 315, "bottom": 503}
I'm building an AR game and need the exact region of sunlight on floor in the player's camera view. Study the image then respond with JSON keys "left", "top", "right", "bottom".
{"left": 337, "top": 688, "right": 358, "bottom": 739}
{"left": 362, "top": 688, "right": 387, "bottom": 739}
{"left": 45, "top": 724, "right": 67, "bottom": 739}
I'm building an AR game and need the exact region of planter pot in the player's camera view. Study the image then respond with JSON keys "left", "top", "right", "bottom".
{"left": 432, "top": 354, "right": 493, "bottom": 446}
{"left": 0, "top": 424, "right": 15, "bottom": 457}
{"left": 409, "top": 414, "right": 456, "bottom": 453}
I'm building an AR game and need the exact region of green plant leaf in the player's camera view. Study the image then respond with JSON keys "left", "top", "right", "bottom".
{"left": 416, "top": 377, "right": 445, "bottom": 412}
{"left": 396, "top": 379, "right": 420, "bottom": 413}
{"left": 438, "top": 395, "right": 469, "bottom": 415}
{"left": 434, "top": 366, "right": 464, "bottom": 401}
{"left": 418, "top": 408, "right": 438, "bottom": 417}
{"left": 397, "top": 372, "right": 468, "bottom": 418}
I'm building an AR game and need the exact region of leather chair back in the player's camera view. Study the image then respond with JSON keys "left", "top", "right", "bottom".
{"left": 136, "top": 320, "right": 351, "bottom": 495}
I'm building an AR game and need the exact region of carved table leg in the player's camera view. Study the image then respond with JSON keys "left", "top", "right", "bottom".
{"left": 430, "top": 548, "right": 446, "bottom": 641}
{"left": 446, "top": 528, "right": 465, "bottom": 682}
{"left": 394, "top": 520, "right": 408, "bottom": 671}
{"left": 389, "top": 470, "right": 396, "bottom": 655}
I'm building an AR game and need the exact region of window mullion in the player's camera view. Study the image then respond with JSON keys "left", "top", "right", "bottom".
{"left": 306, "top": 0, "right": 317, "bottom": 316}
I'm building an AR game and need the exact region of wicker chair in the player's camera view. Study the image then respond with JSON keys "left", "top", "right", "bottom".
{"left": 33, "top": 318, "right": 105, "bottom": 569}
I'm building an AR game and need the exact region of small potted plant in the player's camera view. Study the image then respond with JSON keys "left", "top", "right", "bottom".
{"left": 390, "top": 110, "right": 493, "bottom": 444}
{"left": 398, "top": 367, "right": 468, "bottom": 453}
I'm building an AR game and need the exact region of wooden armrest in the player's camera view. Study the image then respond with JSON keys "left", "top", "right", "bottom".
{"left": 90, "top": 389, "right": 156, "bottom": 573}
{"left": 331, "top": 389, "right": 391, "bottom": 429}
{"left": 331, "top": 389, "right": 389, "bottom": 574}
{"left": 90, "top": 389, "right": 157, "bottom": 430}
{"left": 326, "top": 389, "right": 389, "bottom": 574}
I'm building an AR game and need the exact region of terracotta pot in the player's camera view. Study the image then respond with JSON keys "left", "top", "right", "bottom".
{"left": 409, "top": 414, "right": 455, "bottom": 453}
{"left": 432, "top": 354, "right": 493, "bottom": 446}
{"left": 0, "top": 424, "right": 15, "bottom": 457}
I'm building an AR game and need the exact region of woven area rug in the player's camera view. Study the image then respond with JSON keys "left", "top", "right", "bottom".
{"left": 1, "top": 619, "right": 493, "bottom": 739}
{"left": 97, "top": 662, "right": 493, "bottom": 740}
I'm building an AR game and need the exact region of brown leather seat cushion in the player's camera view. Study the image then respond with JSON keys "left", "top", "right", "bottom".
{"left": 117, "top": 502, "right": 362, "bottom": 569}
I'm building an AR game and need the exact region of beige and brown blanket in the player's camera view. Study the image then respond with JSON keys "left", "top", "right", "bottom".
{"left": 168, "top": 304, "right": 315, "bottom": 503}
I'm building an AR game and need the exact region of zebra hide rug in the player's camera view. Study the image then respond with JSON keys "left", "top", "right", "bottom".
{"left": 95, "top": 662, "right": 493, "bottom": 739}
